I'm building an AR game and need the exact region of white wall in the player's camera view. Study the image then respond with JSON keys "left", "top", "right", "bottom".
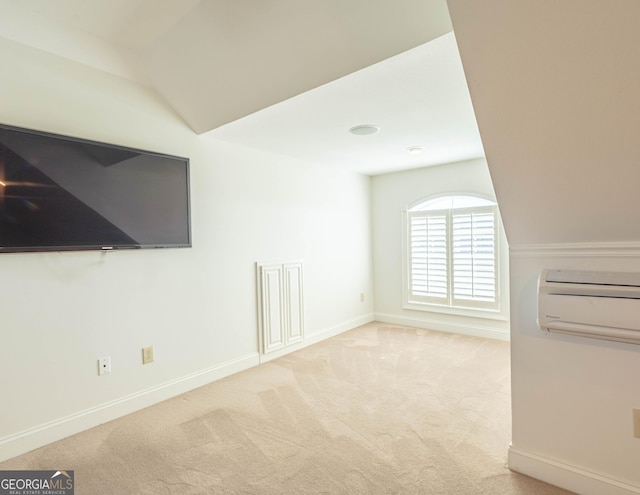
{"left": 371, "top": 158, "right": 509, "bottom": 341}
{"left": 0, "top": 37, "right": 373, "bottom": 460}
{"left": 508, "top": 247, "right": 640, "bottom": 493}
{"left": 448, "top": 0, "right": 640, "bottom": 492}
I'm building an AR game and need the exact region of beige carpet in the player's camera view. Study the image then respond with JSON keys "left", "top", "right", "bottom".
{"left": 0, "top": 323, "right": 574, "bottom": 494}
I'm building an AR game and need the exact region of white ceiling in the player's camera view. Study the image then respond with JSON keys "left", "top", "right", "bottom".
{"left": 207, "top": 32, "right": 484, "bottom": 175}
{"left": 0, "top": 0, "right": 484, "bottom": 176}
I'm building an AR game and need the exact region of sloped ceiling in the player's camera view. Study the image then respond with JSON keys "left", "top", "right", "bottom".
{"left": 448, "top": 0, "right": 640, "bottom": 245}
{"left": 141, "top": 0, "right": 453, "bottom": 133}
{"left": 0, "top": 0, "right": 485, "bottom": 175}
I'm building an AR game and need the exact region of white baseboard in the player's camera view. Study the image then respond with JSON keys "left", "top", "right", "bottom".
{"left": 259, "top": 313, "right": 375, "bottom": 363}
{"left": 0, "top": 352, "right": 260, "bottom": 463}
{"left": 374, "top": 312, "right": 510, "bottom": 342}
{"left": 0, "top": 314, "right": 376, "bottom": 463}
{"left": 508, "top": 446, "right": 640, "bottom": 495}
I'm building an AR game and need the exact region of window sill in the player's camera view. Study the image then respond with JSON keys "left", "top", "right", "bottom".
{"left": 403, "top": 301, "right": 509, "bottom": 321}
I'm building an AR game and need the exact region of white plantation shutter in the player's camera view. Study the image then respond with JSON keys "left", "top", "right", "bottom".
{"left": 451, "top": 207, "right": 498, "bottom": 309}
{"left": 406, "top": 198, "right": 499, "bottom": 312}
{"left": 409, "top": 211, "right": 448, "bottom": 302}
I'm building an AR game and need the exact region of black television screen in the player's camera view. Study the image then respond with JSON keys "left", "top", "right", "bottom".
{"left": 0, "top": 124, "right": 191, "bottom": 253}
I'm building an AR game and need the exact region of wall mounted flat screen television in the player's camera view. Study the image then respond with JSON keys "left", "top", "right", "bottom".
{"left": 0, "top": 124, "right": 191, "bottom": 253}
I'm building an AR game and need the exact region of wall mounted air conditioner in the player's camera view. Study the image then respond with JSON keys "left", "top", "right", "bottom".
{"left": 538, "top": 269, "right": 640, "bottom": 344}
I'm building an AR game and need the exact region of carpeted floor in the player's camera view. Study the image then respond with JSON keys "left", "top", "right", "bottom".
{"left": 0, "top": 323, "right": 574, "bottom": 494}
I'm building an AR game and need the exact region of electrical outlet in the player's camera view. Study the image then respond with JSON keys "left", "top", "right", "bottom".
{"left": 633, "top": 409, "right": 640, "bottom": 438}
{"left": 142, "top": 346, "right": 154, "bottom": 365}
{"left": 98, "top": 356, "right": 111, "bottom": 376}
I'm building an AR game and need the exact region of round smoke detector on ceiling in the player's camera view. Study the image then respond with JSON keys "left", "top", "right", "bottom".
{"left": 349, "top": 124, "right": 379, "bottom": 136}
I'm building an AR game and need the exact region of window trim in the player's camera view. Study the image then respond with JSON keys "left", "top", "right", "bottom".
{"left": 401, "top": 193, "right": 509, "bottom": 321}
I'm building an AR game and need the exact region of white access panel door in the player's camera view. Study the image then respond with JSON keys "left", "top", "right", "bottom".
{"left": 284, "top": 262, "right": 304, "bottom": 345}
{"left": 258, "top": 261, "right": 304, "bottom": 354}
{"left": 260, "top": 264, "right": 285, "bottom": 353}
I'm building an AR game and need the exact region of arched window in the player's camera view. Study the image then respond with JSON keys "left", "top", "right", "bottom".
{"left": 404, "top": 194, "right": 502, "bottom": 314}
